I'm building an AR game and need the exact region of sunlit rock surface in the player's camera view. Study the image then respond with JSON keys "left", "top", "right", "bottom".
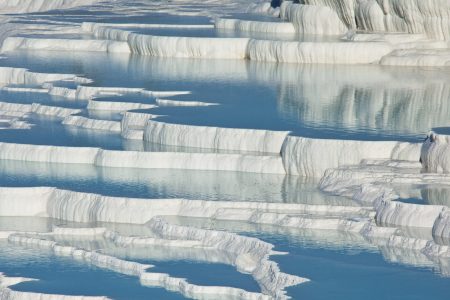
{"left": 0, "top": 0, "right": 449, "bottom": 299}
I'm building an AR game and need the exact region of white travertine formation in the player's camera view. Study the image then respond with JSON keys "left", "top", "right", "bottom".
{"left": 282, "top": 136, "right": 419, "bottom": 177}
{"left": 0, "top": 143, "right": 100, "bottom": 165}
{"left": 87, "top": 100, "right": 155, "bottom": 112}
{"left": 215, "top": 18, "right": 295, "bottom": 34}
{"left": 155, "top": 98, "right": 217, "bottom": 107}
{"left": 280, "top": 2, "right": 347, "bottom": 35}
{"left": 356, "top": 0, "right": 450, "bottom": 41}
{"left": 121, "top": 111, "right": 157, "bottom": 140}
{"left": 74, "top": 86, "right": 188, "bottom": 100}
{"left": 86, "top": 23, "right": 395, "bottom": 64}
{"left": 0, "top": 273, "right": 35, "bottom": 290}
{"left": 433, "top": 210, "right": 450, "bottom": 243}
{"left": 82, "top": 22, "right": 214, "bottom": 31}
{"left": 0, "top": 67, "right": 90, "bottom": 86}
{"left": 0, "top": 186, "right": 312, "bottom": 298}
{"left": 1, "top": 37, "right": 131, "bottom": 54}
{"left": 128, "top": 34, "right": 249, "bottom": 59}
{"left": 40, "top": 83, "right": 78, "bottom": 99}
{"left": 0, "top": 142, "right": 286, "bottom": 174}
{"left": 0, "top": 101, "right": 81, "bottom": 118}
{"left": 0, "top": 187, "right": 368, "bottom": 228}
{"left": 247, "top": 39, "right": 393, "bottom": 64}
{"left": 86, "top": 22, "right": 249, "bottom": 59}
{"left": 381, "top": 49, "right": 450, "bottom": 67}
{"left": 317, "top": 156, "right": 450, "bottom": 241}
{"left": 420, "top": 132, "right": 450, "bottom": 173}
{"left": 6, "top": 231, "right": 294, "bottom": 299}
{"left": 144, "top": 120, "right": 290, "bottom": 154}
{"left": 301, "top": 0, "right": 450, "bottom": 40}
{"left": 247, "top": 1, "right": 280, "bottom": 17}
{"left": 302, "top": 0, "right": 357, "bottom": 29}
{"left": 376, "top": 200, "right": 445, "bottom": 228}
{"left": 0, "top": 0, "right": 103, "bottom": 14}
{"left": 62, "top": 116, "right": 121, "bottom": 133}
{"left": 96, "top": 149, "right": 286, "bottom": 174}
{"left": 0, "top": 102, "right": 31, "bottom": 113}
{"left": 30, "top": 103, "right": 81, "bottom": 118}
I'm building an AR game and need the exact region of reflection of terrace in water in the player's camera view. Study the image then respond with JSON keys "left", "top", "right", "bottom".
{"left": 1, "top": 52, "right": 450, "bottom": 142}
{"left": 1, "top": 0, "right": 450, "bottom": 299}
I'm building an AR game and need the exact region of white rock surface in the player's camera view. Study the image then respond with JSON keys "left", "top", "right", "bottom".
{"left": 62, "top": 116, "right": 121, "bottom": 133}
{"left": 247, "top": 39, "right": 393, "bottom": 64}
{"left": 0, "top": 142, "right": 286, "bottom": 174}
{"left": 280, "top": 2, "right": 347, "bottom": 35}
{"left": 0, "top": 101, "right": 81, "bottom": 118}
{"left": 128, "top": 34, "right": 249, "bottom": 59}
{"left": 381, "top": 49, "right": 450, "bottom": 67}
{"left": 282, "top": 136, "right": 419, "bottom": 177}
{"left": 215, "top": 18, "right": 295, "bottom": 34}
{"left": 376, "top": 200, "right": 445, "bottom": 228}
{"left": 421, "top": 132, "right": 450, "bottom": 173}
{"left": 0, "top": 67, "right": 89, "bottom": 86}
{"left": 1, "top": 37, "right": 131, "bottom": 54}
{"left": 301, "top": 0, "right": 450, "bottom": 40}
{"left": 144, "top": 120, "right": 290, "bottom": 154}
{"left": 0, "top": 0, "right": 103, "bottom": 14}
{"left": 87, "top": 100, "right": 155, "bottom": 112}
{"left": 155, "top": 98, "right": 217, "bottom": 107}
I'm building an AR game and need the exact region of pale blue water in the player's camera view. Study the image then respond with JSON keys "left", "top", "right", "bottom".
{"left": 278, "top": 237, "right": 450, "bottom": 300}
{"left": 0, "top": 243, "right": 184, "bottom": 300}
{"left": 0, "top": 115, "right": 124, "bottom": 149}
{"left": 1, "top": 49, "right": 448, "bottom": 142}
{"left": 0, "top": 89, "right": 85, "bottom": 108}
{"left": 167, "top": 217, "right": 450, "bottom": 300}
{"left": 1, "top": 159, "right": 449, "bottom": 298}
{"left": 396, "top": 186, "right": 450, "bottom": 207}
{"left": 0, "top": 51, "right": 447, "bottom": 143}
{"left": 136, "top": 260, "right": 261, "bottom": 292}
{"left": 0, "top": 159, "right": 353, "bottom": 205}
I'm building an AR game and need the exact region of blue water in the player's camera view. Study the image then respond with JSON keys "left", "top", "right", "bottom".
{"left": 1, "top": 50, "right": 448, "bottom": 142}
{"left": 396, "top": 186, "right": 450, "bottom": 207}
{"left": 168, "top": 217, "right": 450, "bottom": 300}
{"left": 279, "top": 239, "right": 450, "bottom": 300}
{"left": 434, "top": 127, "right": 450, "bottom": 135}
{"left": 0, "top": 159, "right": 353, "bottom": 205}
{"left": 0, "top": 89, "right": 86, "bottom": 108}
{"left": 0, "top": 243, "right": 184, "bottom": 300}
{"left": 0, "top": 115, "right": 124, "bottom": 149}
{"left": 139, "top": 260, "right": 261, "bottom": 292}
{"left": 396, "top": 197, "right": 427, "bottom": 205}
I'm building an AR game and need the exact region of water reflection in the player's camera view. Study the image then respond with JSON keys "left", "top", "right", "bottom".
{"left": 0, "top": 159, "right": 355, "bottom": 205}
{"left": 1, "top": 51, "right": 448, "bottom": 142}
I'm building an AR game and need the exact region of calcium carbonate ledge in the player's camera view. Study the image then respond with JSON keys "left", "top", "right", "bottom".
{"left": 0, "top": 142, "right": 286, "bottom": 174}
